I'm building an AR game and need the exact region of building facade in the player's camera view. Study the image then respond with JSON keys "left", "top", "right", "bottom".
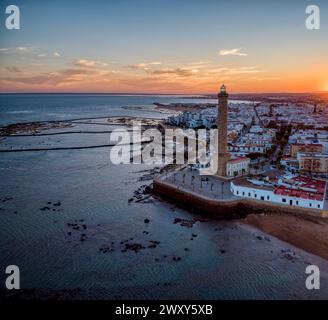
{"left": 227, "top": 156, "right": 250, "bottom": 177}
{"left": 298, "top": 153, "right": 328, "bottom": 174}
{"left": 290, "top": 143, "right": 323, "bottom": 157}
{"left": 231, "top": 176, "right": 326, "bottom": 210}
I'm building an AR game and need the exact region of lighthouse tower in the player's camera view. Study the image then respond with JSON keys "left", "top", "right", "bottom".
{"left": 216, "top": 84, "right": 230, "bottom": 177}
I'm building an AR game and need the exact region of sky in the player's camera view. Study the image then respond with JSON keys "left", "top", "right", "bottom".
{"left": 0, "top": 0, "right": 327, "bottom": 94}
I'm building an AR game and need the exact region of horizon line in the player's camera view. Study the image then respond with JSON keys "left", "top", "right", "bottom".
{"left": 0, "top": 91, "right": 327, "bottom": 96}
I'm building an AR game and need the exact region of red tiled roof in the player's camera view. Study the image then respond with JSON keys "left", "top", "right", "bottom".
{"left": 274, "top": 176, "right": 326, "bottom": 201}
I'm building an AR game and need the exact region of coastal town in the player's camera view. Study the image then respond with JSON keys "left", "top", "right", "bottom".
{"left": 154, "top": 86, "right": 328, "bottom": 215}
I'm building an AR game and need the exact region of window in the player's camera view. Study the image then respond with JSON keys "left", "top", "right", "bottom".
{"left": 236, "top": 191, "right": 239, "bottom": 195}
{"left": 242, "top": 192, "right": 245, "bottom": 196}
{"left": 309, "top": 203, "right": 312, "bottom": 207}
{"left": 267, "top": 196, "right": 270, "bottom": 200}
{"left": 296, "top": 201, "right": 299, "bottom": 205}
{"left": 248, "top": 193, "right": 251, "bottom": 197}
{"left": 254, "top": 194, "right": 257, "bottom": 198}
{"left": 318, "top": 204, "right": 320, "bottom": 209}
{"left": 261, "top": 196, "right": 264, "bottom": 200}
{"left": 282, "top": 198, "right": 286, "bottom": 203}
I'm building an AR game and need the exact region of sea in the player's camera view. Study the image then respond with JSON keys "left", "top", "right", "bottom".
{"left": 0, "top": 94, "right": 327, "bottom": 299}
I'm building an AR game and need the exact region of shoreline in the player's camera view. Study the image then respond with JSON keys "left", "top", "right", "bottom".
{"left": 243, "top": 213, "right": 328, "bottom": 261}
{"left": 153, "top": 178, "right": 328, "bottom": 261}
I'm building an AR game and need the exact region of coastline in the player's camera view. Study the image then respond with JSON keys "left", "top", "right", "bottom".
{"left": 243, "top": 213, "right": 328, "bottom": 261}
{"left": 153, "top": 178, "right": 328, "bottom": 261}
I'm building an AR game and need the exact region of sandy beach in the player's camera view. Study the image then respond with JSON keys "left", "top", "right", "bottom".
{"left": 244, "top": 213, "right": 328, "bottom": 261}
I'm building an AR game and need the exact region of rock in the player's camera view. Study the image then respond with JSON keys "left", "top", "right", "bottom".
{"left": 149, "top": 240, "right": 160, "bottom": 245}
{"left": 124, "top": 243, "right": 145, "bottom": 253}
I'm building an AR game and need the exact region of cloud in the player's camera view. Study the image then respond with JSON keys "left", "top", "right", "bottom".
{"left": 38, "top": 54, "right": 47, "bottom": 57}
{"left": 74, "top": 59, "right": 108, "bottom": 67}
{"left": 209, "top": 67, "right": 261, "bottom": 74}
{"left": 126, "top": 62, "right": 162, "bottom": 70}
{"left": 17, "top": 47, "right": 31, "bottom": 52}
{"left": 219, "top": 48, "right": 248, "bottom": 56}
{"left": 0, "top": 68, "right": 111, "bottom": 86}
{"left": 0, "top": 47, "right": 32, "bottom": 53}
{"left": 126, "top": 62, "right": 197, "bottom": 77}
{"left": 54, "top": 52, "right": 61, "bottom": 57}
{"left": 187, "top": 61, "right": 210, "bottom": 67}
{"left": 150, "top": 67, "right": 198, "bottom": 77}
{"left": 5, "top": 66, "right": 22, "bottom": 73}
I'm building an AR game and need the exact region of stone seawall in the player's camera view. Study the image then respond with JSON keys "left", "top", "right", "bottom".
{"left": 153, "top": 178, "right": 328, "bottom": 218}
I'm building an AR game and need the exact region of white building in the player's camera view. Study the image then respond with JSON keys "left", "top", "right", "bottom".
{"left": 230, "top": 175, "right": 326, "bottom": 210}
{"left": 227, "top": 156, "right": 250, "bottom": 177}
{"left": 228, "top": 144, "right": 267, "bottom": 156}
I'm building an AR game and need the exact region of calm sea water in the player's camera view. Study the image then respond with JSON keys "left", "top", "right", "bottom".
{"left": 0, "top": 94, "right": 327, "bottom": 299}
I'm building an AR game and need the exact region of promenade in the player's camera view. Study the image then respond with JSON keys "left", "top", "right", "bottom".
{"left": 160, "top": 166, "right": 239, "bottom": 202}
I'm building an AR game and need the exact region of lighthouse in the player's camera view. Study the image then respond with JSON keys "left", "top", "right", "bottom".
{"left": 216, "top": 84, "right": 230, "bottom": 177}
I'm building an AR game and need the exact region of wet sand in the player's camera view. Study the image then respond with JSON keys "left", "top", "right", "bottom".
{"left": 244, "top": 213, "right": 328, "bottom": 261}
